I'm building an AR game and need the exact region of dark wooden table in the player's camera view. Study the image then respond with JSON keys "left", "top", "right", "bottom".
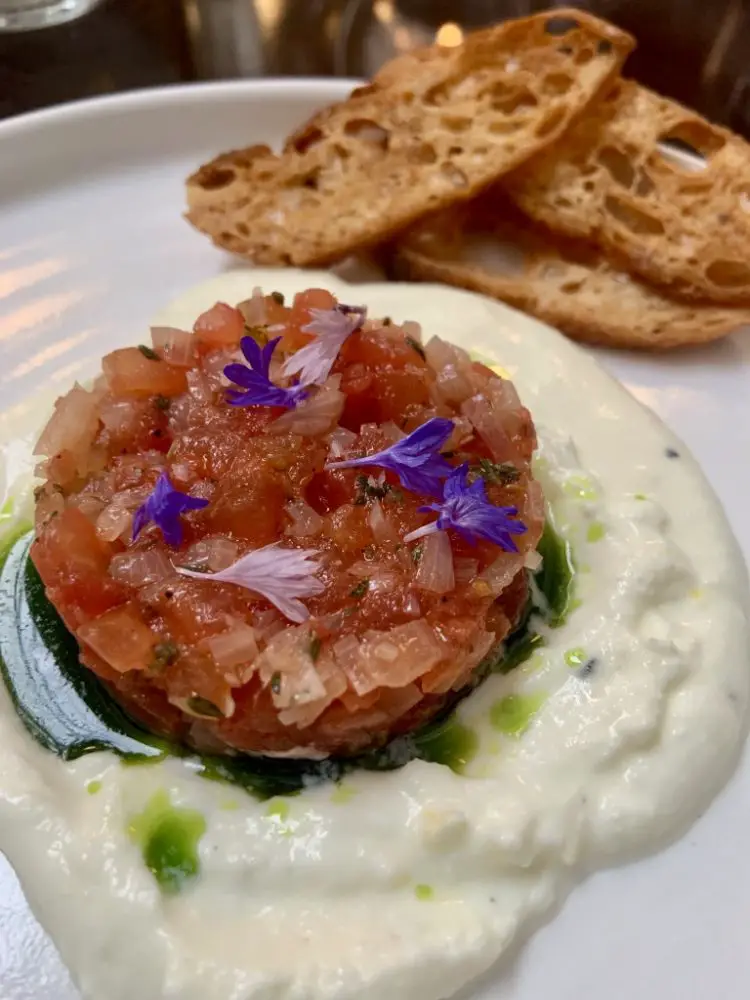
{"left": 1, "top": 0, "right": 749, "bottom": 136}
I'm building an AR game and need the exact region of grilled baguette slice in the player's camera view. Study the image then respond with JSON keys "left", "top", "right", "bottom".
{"left": 186, "top": 10, "right": 634, "bottom": 266}
{"left": 395, "top": 192, "right": 750, "bottom": 349}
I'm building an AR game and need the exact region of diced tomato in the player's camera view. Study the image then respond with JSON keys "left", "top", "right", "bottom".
{"left": 31, "top": 507, "right": 126, "bottom": 624}
{"left": 325, "top": 505, "right": 373, "bottom": 552}
{"left": 372, "top": 368, "right": 431, "bottom": 422}
{"left": 102, "top": 348, "right": 188, "bottom": 399}
{"left": 78, "top": 603, "right": 155, "bottom": 673}
{"left": 342, "top": 329, "right": 427, "bottom": 371}
{"left": 208, "top": 470, "right": 286, "bottom": 545}
{"left": 339, "top": 363, "right": 374, "bottom": 397}
{"left": 306, "top": 470, "right": 355, "bottom": 515}
{"left": 193, "top": 302, "right": 245, "bottom": 348}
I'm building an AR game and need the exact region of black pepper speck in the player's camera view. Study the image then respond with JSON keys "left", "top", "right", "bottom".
{"left": 665, "top": 447, "right": 680, "bottom": 459}
{"left": 579, "top": 657, "right": 598, "bottom": 678}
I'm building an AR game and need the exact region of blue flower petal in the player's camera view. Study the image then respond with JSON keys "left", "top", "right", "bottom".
{"left": 132, "top": 470, "right": 209, "bottom": 548}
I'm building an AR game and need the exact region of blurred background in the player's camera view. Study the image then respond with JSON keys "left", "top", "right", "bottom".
{"left": 1, "top": 0, "right": 749, "bottom": 133}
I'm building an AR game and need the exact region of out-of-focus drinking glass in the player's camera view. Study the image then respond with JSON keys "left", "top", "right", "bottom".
{"left": 0, "top": 0, "right": 104, "bottom": 32}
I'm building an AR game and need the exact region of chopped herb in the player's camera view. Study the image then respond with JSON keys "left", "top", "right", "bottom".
{"left": 354, "top": 473, "right": 391, "bottom": 504}
{"left": 270, "top": 672, "right": 282, "bottom": 694}
{"left": 405, "top": 336, "right": 426, "bottom": 360}
{"left": 179, "top": 563, "right": 207, "bottom": 574}
{"left": 470, "top": 458, "right": 520, "bottom": 486}
{"left": 382, "top": 316, "right": 392, "bottom": 326}
{"left": 412, "top": 543, "right": 424, "bottom": 564}
{"left": 270, "top": 291, "right": 285, "bottom": 305}
{"left": 186, "top": 696, "right": 225, "bottom": 719}
{"left": 154, "top": 395, "right": 171, "bottom": 411}
{"left": 33, "top": 485, "right": 45, "bottom": 501}
{"left": 138, "top": 344, "right": 160, "bottom": 360}
{"left": 150, "top": 640, "right": 178, "bottom": 672}
{"left": 361, "top": 544, "right": 376, "bottom": 560}
{"left": 385, "top": 487, "right": 404, "bottom": 503}
{"left": 308, "top": 636, "right": 322, "bottom": 662}
{"left": 349, "top": 579, "right": 370, "bottom": 599}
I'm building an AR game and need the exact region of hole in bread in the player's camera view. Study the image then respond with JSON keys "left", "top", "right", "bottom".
{"left": 441, "top": 163, "right": 468, "bottom": 188}
{"left": 448, "top": 145, "right": 464, "bottom": 156}
{"left": 332, "top": 143, "right": 352, "bottom": 161}
{"left": 635, "top": 170, "right": 655, "bottom": 196}
{"left": 543, "top": 72, "right": 573, "bottom": 96}
{"left": 575, "top": 46, "right": 594, "bottom": 65}
{"left": 583, "top": 180, "right": 595, "bottom": 192}
{"left": 442, "top": 115, "right": 472, "bottom": 132}
{"left": 560, "top": 280, "right": 585, "bottom": 294}
{"left": 544, "top": 16, "right": 580, "bottom": 35}
{"left": 410, "top": 143, "right": 438, "bottom": 164}
{"left": 343, "top": 119, "right": 390, "bottom": 150}
{"left": 489, "top": 119, "right": 524, "bottom": 135}
{"left": 490, "top": 86, "right": 538, "bottom": 114}
{"left": 705, "top": 259, "right": 750, "bottom": 289}
{"left": 596, "top": 146, "right": 635, "bottom": 189}
{"left": 196, "top": 167, "right": 236, "bottom": 191}
{"left": 535, "top": 107, "right": 567, "bottom": 139}
{"left": 558, "top": 45, "right": 573, "bottom": 55}
{"left": 604, "top": 196, "right": 665, "bottom": 235}
{"left": 291, "top": 127, "right": 324, "bottom": 155}
{"left": 597, "top": 39, "right": 613, "bottom": 54}
{"left": 302, "top": 173, "right": 320, "bottom": 190}
{"left": 351, "top": 84, "right": 378, "bottom": 99}
{"left": 236, "top": 222, "right": 249, "bottom": 237}
{"left": 658, "top": 120, "right": 725, "bottom": 161}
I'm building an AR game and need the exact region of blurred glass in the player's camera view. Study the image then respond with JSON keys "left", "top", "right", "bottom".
{"left": 0, "top": 0, "right": 105, "bottom": 32}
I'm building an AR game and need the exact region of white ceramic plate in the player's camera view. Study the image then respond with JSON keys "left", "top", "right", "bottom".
{"left": 0, "top": 81, "right": 749, "bottom": 1000}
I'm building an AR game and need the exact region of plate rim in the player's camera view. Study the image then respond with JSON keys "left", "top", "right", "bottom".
{"left": 0, "top": 77, "right": 363, "bottom": 143}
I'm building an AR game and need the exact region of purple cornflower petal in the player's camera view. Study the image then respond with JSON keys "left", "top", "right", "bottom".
{"left": 224, "top": 336, "right": 309, "bottom": 409}
{"left": 283, "top": 304, "right": 366, "bottom": 386}
{"left": 404, "top": 464, "right": 526, "bottom": 551}
{"left": 132, "top": 470, "right": 209, "bottom": 547}
{"left": 325, "top": 417, "right": 454, "bottom": 497}
{"left": 176, "top": 543, "right": 324, "bottom": 623}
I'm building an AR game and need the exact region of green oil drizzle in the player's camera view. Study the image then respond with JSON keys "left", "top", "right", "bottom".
{"left": 413, "top": 717, "right": 478, "bottom": 773}
{"left": 490, "top": 693, "right": 547, "bottom": 738}
{"left": 586, "top": 521, "right": 605, "bottom": 543}
{"left": 86, "top": 779, "right": 102, "bottom": 796}
{"left": 564, "top": 647, "right": 587, "bottom": 669}
{"left": 128, "top": 789, "right": 206, "bottom": 895}
{"left": 266, "top": 798, "right": 290, "bottom": 821}
{"left": 414, "top": 884, "right": 434, "bottom": 901}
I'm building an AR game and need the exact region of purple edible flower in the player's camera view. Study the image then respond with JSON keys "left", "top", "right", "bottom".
{"left": 326, "top": 417, "right": 454, "bottom": 497}
{"left": 176, "top": 543, "right": 324, "bottom": 623}
{"left": 283, "top": 304, "right": 366, "bottom": 386}
{"left": 404, "top": 464, "right": 526, "bottom": 551}
{"left": 132, "top": 470, "right": 209, "bottom": 547}
{"left": 224, "top": 336, "right": 309, "bottom": 409}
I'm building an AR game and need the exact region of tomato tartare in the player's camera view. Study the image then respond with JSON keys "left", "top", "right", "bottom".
{"left": 31, "top": 288, "right": 544, "bottom": 757}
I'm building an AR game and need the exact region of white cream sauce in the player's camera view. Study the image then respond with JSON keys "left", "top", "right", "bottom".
{"left": 0, "top": 271, "right": 747, "bottom": 1000}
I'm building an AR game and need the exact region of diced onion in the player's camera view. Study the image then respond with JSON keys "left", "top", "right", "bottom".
{"left": 186, "top": 370, "right": 213, "bottom": 404}
{"left": 96, "top": 503, "right": 132, "bottom": 542}
{"left": 454, "top": 557, "right": 479, "bottom": 583}
{"left": 285, "top": 500, "right": 324, "bottom": 538}
{"left": 524, "top": 550, "right": 542, "bottom": 572}
{"left": 368, "top": 499, "right": 398, "bottom": 544}
{"left": 238, "top": 288, "right": 267, "bottom": 326}
{"left": 150, "top": 326, "right": 195, "bottom": 367}
{"left": 461, "top": 393, "right": 519, "bottom": 464}
{"left": 379, "top": 421, "right": 406, "bottom": 443}
{"left": 271, "top": 385, "right": 345, "bottom": 436}
{"left": 182, "top": 536, "right": 238, "bottom": 572}
{"left": 34, "top": 383, "right": 100, "bottom": 463}
{"left": 479, "top": 553, "right": 524, "bottom": 596}
{"left": 401, "top": 320, "right": 422, "bottom": 342}
{"left": 328, "top": 427, "right": 357, "bottom": 459}
{"left": 415, "top": 531, "right": 455, "bottom": 594}
{"left": 110, "top": 549, "right": 174, "bottom": 587}
{"left": 206, "top": 622, "right": 258, "bottom": 683}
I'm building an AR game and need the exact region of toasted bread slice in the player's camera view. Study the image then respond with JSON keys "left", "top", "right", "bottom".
{"left": 186, "top": 10, "right": 634, "bottom": 266}
{"left": 505, "top": 79, "right": 750, "bottom": 304}
{"left": 394, "top": 191, "right": 750, "bottom": 349}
